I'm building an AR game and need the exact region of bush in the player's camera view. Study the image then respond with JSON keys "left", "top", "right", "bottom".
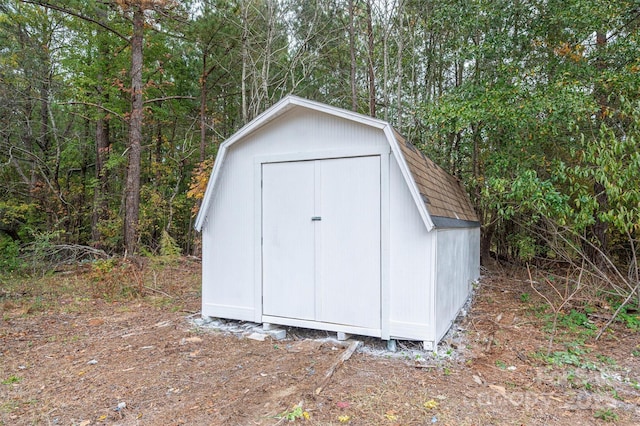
{"left": 0, "top": 234, "right": 22, "bottom": 272}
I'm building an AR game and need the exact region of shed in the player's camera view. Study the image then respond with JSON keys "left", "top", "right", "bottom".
{"left": 194, "top": 96, "right": 480, "bottom": 349}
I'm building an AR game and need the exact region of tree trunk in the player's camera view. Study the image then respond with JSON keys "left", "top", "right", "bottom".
{"left": 124, "top": 5, "right": 144, "bottom": 255}
{"left": 382, "top": 18, "right": 388, "bottom": 121}
{"left": 260, "top": 0, "right": 274, "bottom": 113}
{"left": 348, "top": 0, "right": 357, "bottom": 112}
{"left": 480, "top": 221, "right": 495, "bottom": 265}
{"left": 366, "top": 0, "right": 375, "bottom": 117}
{"left": 241, "top": 2, "right": 249, "bottom": 123}
{"left": 39, "top": 73, "right": 51, "bottom": 154}
{"left": 92, "top": 29, "right": 111, "bottom": 247}
{"left": 395, "top": 5, "right": 404, "bottom": 129}
{"left": 92, "top": 106, "right": 110, "bottom": 245}
{"left": 199, "top": 52, "right": 208, "bottom": 163}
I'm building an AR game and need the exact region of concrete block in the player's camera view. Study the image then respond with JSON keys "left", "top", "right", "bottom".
{"left": 337, "top": 332, "right": 351, "bottom": 341}
{"left": 386, "top": 339, "right": 397, "bottom": 352}
{"left": 267, "top": 329, "right": 286, "bottom": 340}
{"left": 247, "top": 332, "right": 267, "bottom": 341}
{"left": 423, "top": 340, "right": 436, "bottom": 352}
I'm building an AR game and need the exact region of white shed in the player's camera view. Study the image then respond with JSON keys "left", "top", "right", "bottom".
{"left": 195, "top": 96, "right": 480, "bottom": 349}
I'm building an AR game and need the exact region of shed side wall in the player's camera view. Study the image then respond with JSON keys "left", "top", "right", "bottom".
{"left": 388, "top": 157, "right": 436, "bottom": 341}
{"left": 434, "top": 227, "right": 481, "bottom": 341}
{"left": 201, "top": 146, "right": 256, "bottom": 320}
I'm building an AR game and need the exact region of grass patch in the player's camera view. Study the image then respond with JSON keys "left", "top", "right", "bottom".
{"left": 594, "top": 408, "right": 618, "bottom": 422}
{"left": 595, "top": 354, "right": 616, "bottom": 366}
{"left": 545, "top": 309, "right": 597, "bottom": 339}
{"left": 2, "top": 375, "right": 22, "bottom": 385}
{"left": 532, "top": 346, "right": 597, "bottom": 370}
{"left": 0, "top": 400, "right": 20, "bottom": 413}
{"left": 615, "top": 305, "right": 640, "bottom": 331}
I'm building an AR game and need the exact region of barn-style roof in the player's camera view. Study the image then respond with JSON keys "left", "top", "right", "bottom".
{"left": 194, "top": 96, "right": 478, "bottom": 231}
{"left": 394, "top": 130, "right": 478, "bottom": 226}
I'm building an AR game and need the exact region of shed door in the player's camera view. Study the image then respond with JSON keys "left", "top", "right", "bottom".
{"left": 262, "top": 156, "right": 381, "bottom": 329}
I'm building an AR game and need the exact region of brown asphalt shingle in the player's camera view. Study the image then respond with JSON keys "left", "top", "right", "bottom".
{"left": 394, "top": 130, "right": 478, "bottom": 223}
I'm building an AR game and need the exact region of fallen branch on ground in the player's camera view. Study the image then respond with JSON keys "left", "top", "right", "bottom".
{"left": 315, "top": 340, "right": 361, "bottom": 395}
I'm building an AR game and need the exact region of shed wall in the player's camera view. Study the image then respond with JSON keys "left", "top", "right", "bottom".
{"left": 434, "top": 227, "right": 480, "bottom": 341}
{"left": 202, "top": 108, "right": 389, "bottom": 322}
{"left": 387, "top": 157, "right": 436, "bottom": 341}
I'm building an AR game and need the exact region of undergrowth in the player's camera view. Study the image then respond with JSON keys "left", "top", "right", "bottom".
{"left": 0, "top": 256, "right": 200, "bottom": 317}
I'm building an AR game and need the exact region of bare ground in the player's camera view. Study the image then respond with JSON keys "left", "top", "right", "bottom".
{"left": 1, "top": 259, "right": 639, "bottom": 425}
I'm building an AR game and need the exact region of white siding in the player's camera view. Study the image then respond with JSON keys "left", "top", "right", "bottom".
{"left": 246, "top": 108, "right": 385, "bottom": 154}
{"left": 434, "top": 227, "right": 480, "bottom": 341}
{"left": 388, "top": 157, "right": 436, "bottom": 341}
{"left": 201, "top": 129, "right": 257, "bottom": 320}
{"left": 201, "top": 108, "right": 389, "bottom": 323}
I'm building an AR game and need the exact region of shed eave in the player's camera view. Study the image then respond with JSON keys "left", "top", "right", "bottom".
{"left": 430, "top": 216, "right": 481, "bottom": 229}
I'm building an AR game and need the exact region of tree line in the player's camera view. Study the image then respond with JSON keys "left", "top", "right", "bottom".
{"left": 0, "top": 0, "right": 638, "bottom": 302}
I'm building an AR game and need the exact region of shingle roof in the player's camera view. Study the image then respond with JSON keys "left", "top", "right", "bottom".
{"left": 394, "top": 130, "right": 478, "bottom": 224}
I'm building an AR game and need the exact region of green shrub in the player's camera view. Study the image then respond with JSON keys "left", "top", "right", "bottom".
{"left": 160, "top": 230, "right": 181, "bottom": 257}
{"left": 0, "top": 234, "right": 22, "bottom": 272}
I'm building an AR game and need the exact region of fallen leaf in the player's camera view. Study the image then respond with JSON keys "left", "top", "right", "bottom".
{"left": 336, "top": 401, "right": 350, "bottom": 409}
{"left": 424, "top": 399, "right": 439, "bottom": 409}
{"left": 79, "top": 420, "right": 90, "bottom": 426}
{"left": 338, "top": 415, "right": 351, "bottom": 423}
{"left": 384, "top": 410, "right": 398, "bottom": 421}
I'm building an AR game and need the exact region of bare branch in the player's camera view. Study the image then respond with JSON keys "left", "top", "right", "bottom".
{"left": 596, "top": 287, "right": 639, "bottom": 340}
{"left": 62, "top": 101, "right": 126, "bottom": 120}
{"left": 20, "top": 0, "right": 130, "bottom": 42}
{"left": 144, "top": 95, "right": 196, "bottom": 104}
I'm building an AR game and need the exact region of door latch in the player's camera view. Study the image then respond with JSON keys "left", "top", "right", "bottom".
{"left": 311, "top": 216, "right": 322, "bottom": 221}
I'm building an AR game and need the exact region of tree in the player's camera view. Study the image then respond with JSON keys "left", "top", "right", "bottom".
{"left": 122, "top": 1, "right": 145, "bottom": 255}
{"left": 348, "top": 0, "right": 357, "bottom": 111}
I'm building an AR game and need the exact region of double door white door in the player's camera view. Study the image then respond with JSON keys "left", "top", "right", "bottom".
{"left": 262, "top": 156, "right": 381, "bottom": 329}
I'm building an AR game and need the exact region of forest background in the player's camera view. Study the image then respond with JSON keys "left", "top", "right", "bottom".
{"left": 0, "top": 0, "right": 639, "bottom": 308}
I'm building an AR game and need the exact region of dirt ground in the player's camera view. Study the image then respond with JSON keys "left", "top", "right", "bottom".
{"left": 1, "top": 259, "right": 639, "bottom": 425}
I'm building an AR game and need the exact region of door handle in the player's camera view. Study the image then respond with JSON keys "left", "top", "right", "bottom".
{"left": 311, "top": 216, "right": 322, "bottom": 221}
